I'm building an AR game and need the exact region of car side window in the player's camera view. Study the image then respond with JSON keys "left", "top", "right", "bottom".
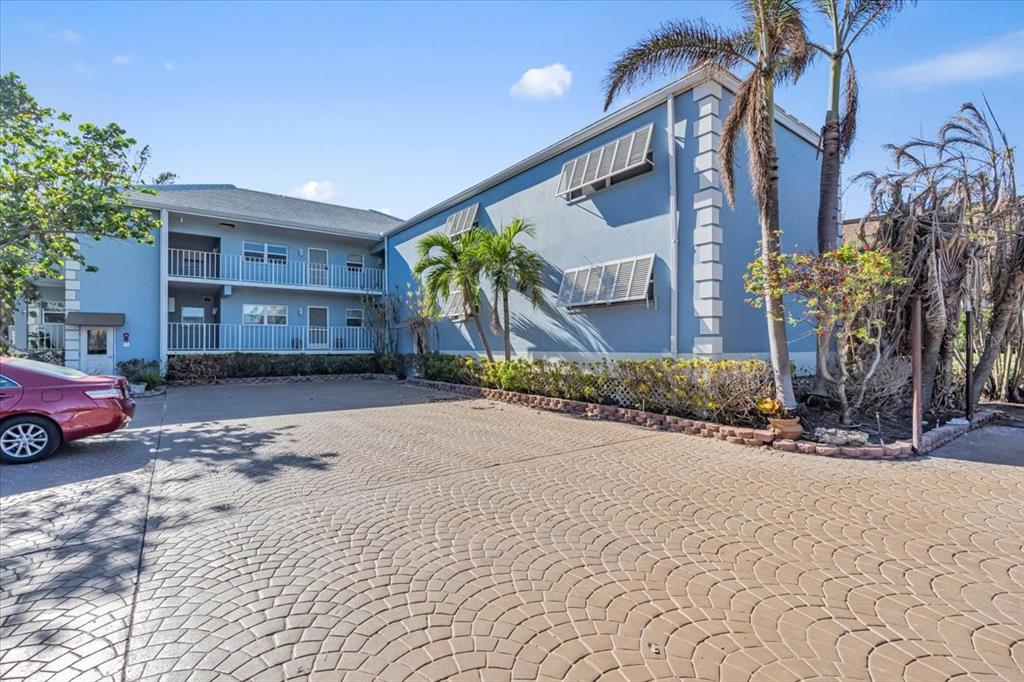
{"left": 0, "top": 375, "right": 19, "bottom": 389}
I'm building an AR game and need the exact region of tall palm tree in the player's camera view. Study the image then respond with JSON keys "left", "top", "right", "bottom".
{"left": 810, "top": 0, "right": 912, "bottom": 255}
{"left": 479, "top": 218, "right": 545, "bottom": 361}
{"left": 603, "top": 0, "right": 810, "bottom": 407}
{"left": 808, "top": 0, "right": 912, "bottom": 392}
{"left": 413, "top": 228, "right": 494, "bottom": 361}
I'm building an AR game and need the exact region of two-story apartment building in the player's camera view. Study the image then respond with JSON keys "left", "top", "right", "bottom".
{"left": 12, "top": 185, "right": 399, "bottom": 374}
{"left": 384, "top": 67, "right": 821, "bottom": 368}
{"left": 11, "top": 67, "right": 821, "bottom": 373}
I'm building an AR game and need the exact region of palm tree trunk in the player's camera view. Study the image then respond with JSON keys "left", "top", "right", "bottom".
{"left": 465, "top": 300, "right": 494, "bottom": 362}
{"left": 971, "top": 256, "right": 1024, "bottom": 407}
{"left": 760, "top": 78, "right": 798, "bottom": 409}
{"left": 813, "top": 53, "right": 844, "bottom": 395}
{"left": 502, "top": 289, "right": 512, "bottom": 362}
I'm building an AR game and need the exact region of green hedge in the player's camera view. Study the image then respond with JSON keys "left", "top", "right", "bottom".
{"left": 166, "top": 353, "right": 385, "bottom": 383}
{"left": 420, "top": 354, "right": 773, "bottom": 426}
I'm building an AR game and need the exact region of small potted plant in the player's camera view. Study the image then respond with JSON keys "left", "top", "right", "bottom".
{"left": 758, "top": 397, "right": 803, "bottom": 440}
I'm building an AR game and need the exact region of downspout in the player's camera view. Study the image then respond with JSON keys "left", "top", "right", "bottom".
{"left": 667, "top": 94, "right": 679, "bottom": 356}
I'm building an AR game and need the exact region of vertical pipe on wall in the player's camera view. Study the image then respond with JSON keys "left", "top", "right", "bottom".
{"left": 667, "top": 94, "right": 679, "bottom": 356}
{"left": 911, "top": 296, "right": 922, "bottom": 451}
{"left": 158, "top": 209, "right": 169, "bottom": 369}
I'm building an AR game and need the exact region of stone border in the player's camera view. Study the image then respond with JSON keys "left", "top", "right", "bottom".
{"left": 167, "top": 373, "right": 398, "bottom": 387}
{"left": 405, "top": 378, "right": 923, "bottom": 461}
{"left": 915, "top": 410, "right": 997, "bottom": 454}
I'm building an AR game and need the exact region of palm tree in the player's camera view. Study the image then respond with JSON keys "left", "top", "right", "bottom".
{"left": 413, "top": 229, "right": 494, "bottom": 361}
{"left": 810, "top": 0, "right": 911, "bottom": 255}
{"left": 603, "top": 0, "right": 810, "bottom": 407}
{"left": 479, "top": 218, "right": 545, "bottom": 361}
{"left": 807, "top": 0, "right": 912, "bottom": 392}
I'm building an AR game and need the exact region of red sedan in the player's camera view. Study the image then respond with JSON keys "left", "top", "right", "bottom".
{"left": 0, "top": 357, "right": 136, "bottom": 464}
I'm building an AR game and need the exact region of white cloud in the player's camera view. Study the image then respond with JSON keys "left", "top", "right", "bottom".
{"left": 880, "top": 32, "right": 1023, "bottom": 89}
{"left": 72, "top": 63, "right": 94, "bottom": 77}
{"left": 290, "top": 180, "right": 338, "bottom": 202}
{"left": 510, "top": 63, "right": 572, "bottom": 100}
{"left": 59, "top": 29, "right": 82, "bottom": 44}
{"left": 113, "top": 54, "right": 133, "bottom": 65}
{"left": 163, "top": 60, "right": 175, "bottom": 71}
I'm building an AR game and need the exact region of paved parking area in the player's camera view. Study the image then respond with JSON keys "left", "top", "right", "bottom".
{"left": 1, "top": 379, "right": 1022, "bottom": 681}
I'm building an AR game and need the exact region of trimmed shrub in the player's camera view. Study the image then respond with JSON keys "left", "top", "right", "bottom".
{"left": 420, "top": 354, "right": 773, "bottom": 426}
{"left": 165, "top": 353, "right": 385, "bottom": 383}
{"left": 118, "top": 358, "right": 163, "bottom": 390}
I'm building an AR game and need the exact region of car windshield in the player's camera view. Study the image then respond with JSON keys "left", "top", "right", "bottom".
{"left": 4, "top": 358, "right": 89, "bottom": 379}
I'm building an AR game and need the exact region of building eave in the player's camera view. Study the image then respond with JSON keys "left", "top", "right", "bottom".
{"left": 384, "top": 66, "right": 820, "bottom": 239}
{"left": 130, "top": 198, "right": 386, "bottom": 243}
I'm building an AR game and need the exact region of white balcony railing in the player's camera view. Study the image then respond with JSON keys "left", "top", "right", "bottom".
{"left": 168, "top": 249, "right": 384, "bottom": 292}
{"left": 26, "top": 323, "right": 65, "bottom": 350}
{"left": 168, "top": 323, "right": 374, "bottom": 353}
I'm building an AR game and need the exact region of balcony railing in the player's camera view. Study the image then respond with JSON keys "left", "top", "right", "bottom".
{"left": 168, "top": 249, "right": 384, "bottom": 292}
{"left": 26, "top": 323, "right": 65, "bottom": 350}
{"left": 168, "top": 323, "right": 374, "bottom": 353}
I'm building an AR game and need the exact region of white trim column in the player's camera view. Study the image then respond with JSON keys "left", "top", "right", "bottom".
{"left": 692, "top": 81, "right": 724, "bottom": 356}
{"left": 159, "top": 209, "right": 169, "bottom": 367}
{"left": 63, "top": 255, "right": 82, "bottom": 369}
{"left": 667, "top": 94, "right": 680, "bottom": 356}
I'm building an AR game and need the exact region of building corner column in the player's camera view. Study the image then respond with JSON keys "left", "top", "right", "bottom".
{"left": 692, "top": 81, "right": 724, "bottom": 357}
{"left": 63, "top": 244, "right": 82, "bottom": 369}
{"left": 158, "top": 209, "right": 169, "bottom": 368}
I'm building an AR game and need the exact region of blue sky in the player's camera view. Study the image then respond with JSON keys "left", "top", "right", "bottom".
{"left": 2, "top": 0, "right": 1022, "bottom": 220}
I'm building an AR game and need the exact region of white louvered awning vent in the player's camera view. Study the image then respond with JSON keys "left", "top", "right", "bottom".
{"left": 441, "top": 291, "right": 466, "bottom": 319}
{"left": 555, "top": 254, "right": 655, "bottom": 308}
{"left": 557, "top": 123, "right": 655, "bottom": 200}
{"left": 443, "top": 204, "right": 480, "bottom": 238}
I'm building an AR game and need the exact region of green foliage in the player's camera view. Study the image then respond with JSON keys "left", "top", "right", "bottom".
{"left": 117, "top": 358, "right": 163, "bottom": 389}
{"left": 164, "top": 353, "right": 385, "bottom": 383}
{"left": 477, "top": 218, "right": 545, "bottom": 359}
{"left": 0, "top": 72, "right": 162, "bottom": 347}
{"left": 422, "top": 354, "right": 774, "bottom": 426}
{"left": 745, "top": 244, "right": 907, "bottom": 422}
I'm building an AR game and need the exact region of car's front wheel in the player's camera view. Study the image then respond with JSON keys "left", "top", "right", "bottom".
{"left": 0, "top": 416, "right": 61, "bottom": 464}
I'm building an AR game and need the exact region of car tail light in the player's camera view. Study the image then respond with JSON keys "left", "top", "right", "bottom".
{"left": 85, "top": 388, "right": 122, "bottom": 399}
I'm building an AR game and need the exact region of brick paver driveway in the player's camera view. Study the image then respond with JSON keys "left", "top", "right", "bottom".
{"left": 1, "top": 379, "right": 1022, "bottom": 681}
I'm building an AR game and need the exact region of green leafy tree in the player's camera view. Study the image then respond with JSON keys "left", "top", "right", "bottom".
{"left": 479, "top": 218, "right": 545, "bottom": 361}
{"left": 413, "top": 228, "right": 494, "bottom": 361}
{"left": 0, "top": 72, "right": 162, "bottom": 348}
{"left": 603, "top": 0, "right": 811, "bottom": 408}
{"left": 745, "top": 244, "right": 906, "bottom": 424}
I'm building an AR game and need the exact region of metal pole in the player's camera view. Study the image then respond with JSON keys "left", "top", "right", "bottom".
{"left": 965, "top": 300, "right": 974, "bottom": 421}
{"left": 911, "top": 296, "right": 923, "bottom": 451}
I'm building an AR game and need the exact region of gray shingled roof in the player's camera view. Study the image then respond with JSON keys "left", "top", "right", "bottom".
{"left": 126, "top": 185, "right": 401, "bottom": 239}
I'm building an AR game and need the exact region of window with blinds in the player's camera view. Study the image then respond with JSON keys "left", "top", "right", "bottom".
{"left": 442, "top": 291, "right": 467, "bottom": 319}
{"left": 556, "top": 124, "right": 655, "bottom": 200}
{"left": 555, "top": 254, "right": 655, "bottom": 308}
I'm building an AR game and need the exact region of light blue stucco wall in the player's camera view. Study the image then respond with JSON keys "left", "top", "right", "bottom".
{"left": 386, "top": 84, "right": 820, "bottom": 360}
{"left": 76, "top": 231, "right": 162, "bottom": 365}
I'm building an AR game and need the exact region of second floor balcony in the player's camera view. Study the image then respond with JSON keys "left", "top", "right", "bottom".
{"left": 168, "top": 248, "right": 384, "bottom": 293}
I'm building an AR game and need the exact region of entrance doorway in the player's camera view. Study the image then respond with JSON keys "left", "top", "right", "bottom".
{"left": 83, "top": 327, "right": 115, "bottom": 375}
{"left": 308, "top": 248, "right": 328, "bottom": 287}
{"left": 307, "top": 307, "right": 328, "bottom": 350}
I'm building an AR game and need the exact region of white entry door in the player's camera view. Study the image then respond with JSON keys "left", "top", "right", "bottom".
{"left": 83, "top": 326, "right": 115, "bottom": 375}
{"left": 307, "top": 307, "right": 328, "bottom": 350}
{"left": 308, "top": 248, "right": 328, "bottom": 287}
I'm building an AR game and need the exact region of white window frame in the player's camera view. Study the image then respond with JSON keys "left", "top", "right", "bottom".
{"left": 345, "top": 308, "right": 364, "bottom": 328}
{"left": 346, "top": 253, "right": 364, "bottom": 272}
{"left": 243, "top": 241, "right": 288, "bottom": 265}
{"left": 242, "top": 304, "right": 288, "bottom": 325}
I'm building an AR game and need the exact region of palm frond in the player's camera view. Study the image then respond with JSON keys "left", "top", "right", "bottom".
{"left": 719, "top": 74, "right": 756, "bottom": 206}
{"left": 603, "top": 20, "right": 755, "bottom": 110}
{"left": 839, "top": 55, "right": 858, "bottom": 158}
